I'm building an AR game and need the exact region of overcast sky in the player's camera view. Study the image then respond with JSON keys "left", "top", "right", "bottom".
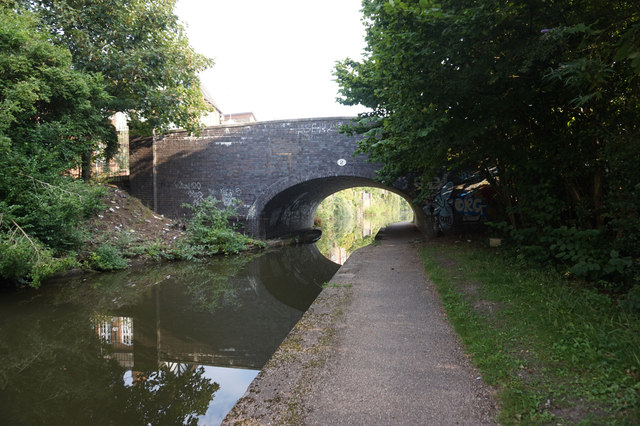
{"left": 175, "top": 0, "right": 369, "bottom": 121}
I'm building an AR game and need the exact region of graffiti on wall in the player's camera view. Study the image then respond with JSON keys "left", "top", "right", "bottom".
{"left": 453, "top": 192, "right": 488, "bottom": 220}
{"left": 174, "top": 180, "right": 243, "bottom": 208}
{"left": 295, "top": 121, "right": 344, "bottom": 136}
{"left": 422, "top": 169, "right": 493, "bottom": 233}
{"left": 431, "top": 182, "right": 455, "bottom": 231}
{"left": 425, "top": 172, "right": 450, "bottom": 193}
{"left": 174, "top": 180, "right": 204, "bottom": 205}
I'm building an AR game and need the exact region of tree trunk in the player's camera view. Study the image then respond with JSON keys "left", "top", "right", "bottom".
{"left": 81, "top": 151, "right": 92, "bottom": 182}
{"left": 593, "top": 167, "right": 604, "bottom": 229}
{"left": 483, "top": 166, "right": 518, "bottom": 229}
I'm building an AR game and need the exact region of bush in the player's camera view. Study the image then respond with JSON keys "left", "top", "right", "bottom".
{"left": 2, "top": 176, "right": 106, "bottom": 251}
{"left": 0, "top": 174, "right": 106, "bottom": 286}
{"left": 490, "top": 222, "right": 634, "bottom": 290}
{"left": 176, "top": 197, "right": 264, "bottom": 258}
{"left": 0, "top": 226, "right": 76, "bottom": 288}
{"left": 88, "top": 244, "right": 128, "bottom": 271}
{"left": 546, "top": 227, "right": 633, "bottom": 283}
{"left": 143, "top": 239, "right": 174, "bottom": 262}
{"left": 621, "top": 285, "right": 640, "bottom": 314}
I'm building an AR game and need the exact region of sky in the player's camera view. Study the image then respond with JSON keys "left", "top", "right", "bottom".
{"left": 175, "top": 0, "right": 369, "bottom": 122}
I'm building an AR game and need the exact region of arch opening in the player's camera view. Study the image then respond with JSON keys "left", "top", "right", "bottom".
{"left": 257, "top": 176, "right": 423, "bottom": 240}
{"left": 315, "top": 187, "right": 414, "bottom": 264}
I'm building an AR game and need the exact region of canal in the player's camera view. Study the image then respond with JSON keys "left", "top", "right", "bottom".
{"left": 0, "top": 245, "right": 338, "bottom": 424}
{"left": 0, "top": 188, "right": 411, "bottom": 425}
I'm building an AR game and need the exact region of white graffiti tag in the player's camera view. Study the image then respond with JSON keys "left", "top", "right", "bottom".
{"left": 174, "top": 180, "right": 204, "bottom": 205}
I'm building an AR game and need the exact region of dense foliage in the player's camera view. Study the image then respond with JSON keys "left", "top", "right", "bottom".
{"left": 336, "top": 0, "right": 640, "bottom": 289}
{"left": 0, "top": 8, "right": 110, "bottom": 286}
{"left": 24, "top": 0, "right": 213, "bottom": 138}
{"left": 0, "top": 2, "right": 213, "bottom": 287}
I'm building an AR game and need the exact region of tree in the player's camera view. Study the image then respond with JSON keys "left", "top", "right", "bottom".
{"left": 0, "top": 7, "right": 110, "bottom": 286}
{"left": 25, "top": 0, "right": 214, "bottom": 178}
{"left": 0, "top": 7, "right": 115, "bottom": 171}
{"left": 336, "top": 0, "right": 639, "bottom": 285}
{"left": 0, "top": 1, "right": 215, "bottom": 286}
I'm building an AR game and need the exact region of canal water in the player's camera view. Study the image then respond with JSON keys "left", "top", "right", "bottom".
{"left": 0, "top": 245, "right": 339, "bottom": 425}
{"left": 0, "top": 187, "right": 412, "bottom": 425}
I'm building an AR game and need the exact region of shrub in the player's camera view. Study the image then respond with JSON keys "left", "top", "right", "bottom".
{"left": 88, "top": 244, "right": 128, "bottom": 271}
{"left": 176, "top": 197, "right": 264, "bottom": 258}
{"left": 489, "top": 222, "right": 634, "bottom": 290}
{"left": 546, "top": 227, "right": 632, "bottom": 284}
{"left": 621, "top": 285, "right": 640, "bottom": 314}
{"left": 0, "top": 225, "right": 76, "bottom": 288}
{"left": 1, "top": 175, "right": 106, "bottom": 252}
{"left": 143, "top": 239, "right": 174, "bottom": 261}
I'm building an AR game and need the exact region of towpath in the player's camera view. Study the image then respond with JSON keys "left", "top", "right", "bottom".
{"left": 224, "top": 223, "right": 497, "bottom": 425}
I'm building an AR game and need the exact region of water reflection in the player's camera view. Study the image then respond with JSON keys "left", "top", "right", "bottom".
{"left": 0, "top": 245, "right": 338, "bottom": 425}
{"left": 316, "top": 188, "right": 413, "bottom": 264}
{"left": 94, "top": 315, "right": 135, "bottom": 367}
{"left": 198, "top": 366, "right": 259, "bottom": 425}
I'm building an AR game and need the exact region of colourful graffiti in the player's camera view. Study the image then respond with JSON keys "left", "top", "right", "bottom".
{"left": 422, "top": 169, "right": 493, "bottom": 234}
{"left": 454, "top": 192, "right": 487, "bottom": 218}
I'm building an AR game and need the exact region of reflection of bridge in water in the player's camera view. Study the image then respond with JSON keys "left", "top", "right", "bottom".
{"left": 99, "top": 244, "right": 339, "bottom": 371}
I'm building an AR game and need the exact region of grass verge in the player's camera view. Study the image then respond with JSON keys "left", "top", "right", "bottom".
{"left": 421, "top": 243, "right": 640, "bottom": 425}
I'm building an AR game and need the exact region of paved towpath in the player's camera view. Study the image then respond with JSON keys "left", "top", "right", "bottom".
{"left": 224, "top": 223, "right": 497, "bottom": 425}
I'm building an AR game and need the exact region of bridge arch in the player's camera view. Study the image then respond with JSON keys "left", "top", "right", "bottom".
{"left": 251, "top": 175, "right": 419, "bottom": 239}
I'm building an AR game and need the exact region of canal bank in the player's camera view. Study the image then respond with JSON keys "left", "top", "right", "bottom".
{"left": 224, "top": 223, "right": 497, "bottom": 425}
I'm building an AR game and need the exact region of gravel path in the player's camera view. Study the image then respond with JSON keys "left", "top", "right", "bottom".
{"left": 224, "top": 223, "right": 497, "bottom": 425}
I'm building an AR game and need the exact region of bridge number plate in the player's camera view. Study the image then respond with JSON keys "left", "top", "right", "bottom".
{"left": 337, "top": 159, "right": 347, "bottom": 166}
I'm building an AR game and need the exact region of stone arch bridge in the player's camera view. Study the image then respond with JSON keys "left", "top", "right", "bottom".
{"left": 130, "top": 117, "right": 426, "bottom": 239}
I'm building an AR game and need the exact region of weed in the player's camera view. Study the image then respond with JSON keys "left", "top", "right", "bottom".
{"left": 88, "top": 244, "right": 128, "bottom": 271}
{"left": 175, "top": 197, "right": 265, "bottom": 258}
{"left": 144, "top": 238, "right": 173, "bottom": 261}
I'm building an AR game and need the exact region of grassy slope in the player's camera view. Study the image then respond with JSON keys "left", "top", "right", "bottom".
{"left": 422, "top": 242, "right": 639, "bottom": 425}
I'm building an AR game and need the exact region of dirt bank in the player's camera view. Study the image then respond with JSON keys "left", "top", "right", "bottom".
{"left": 82, "top": 185, "right": 185, "bottom": 256}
